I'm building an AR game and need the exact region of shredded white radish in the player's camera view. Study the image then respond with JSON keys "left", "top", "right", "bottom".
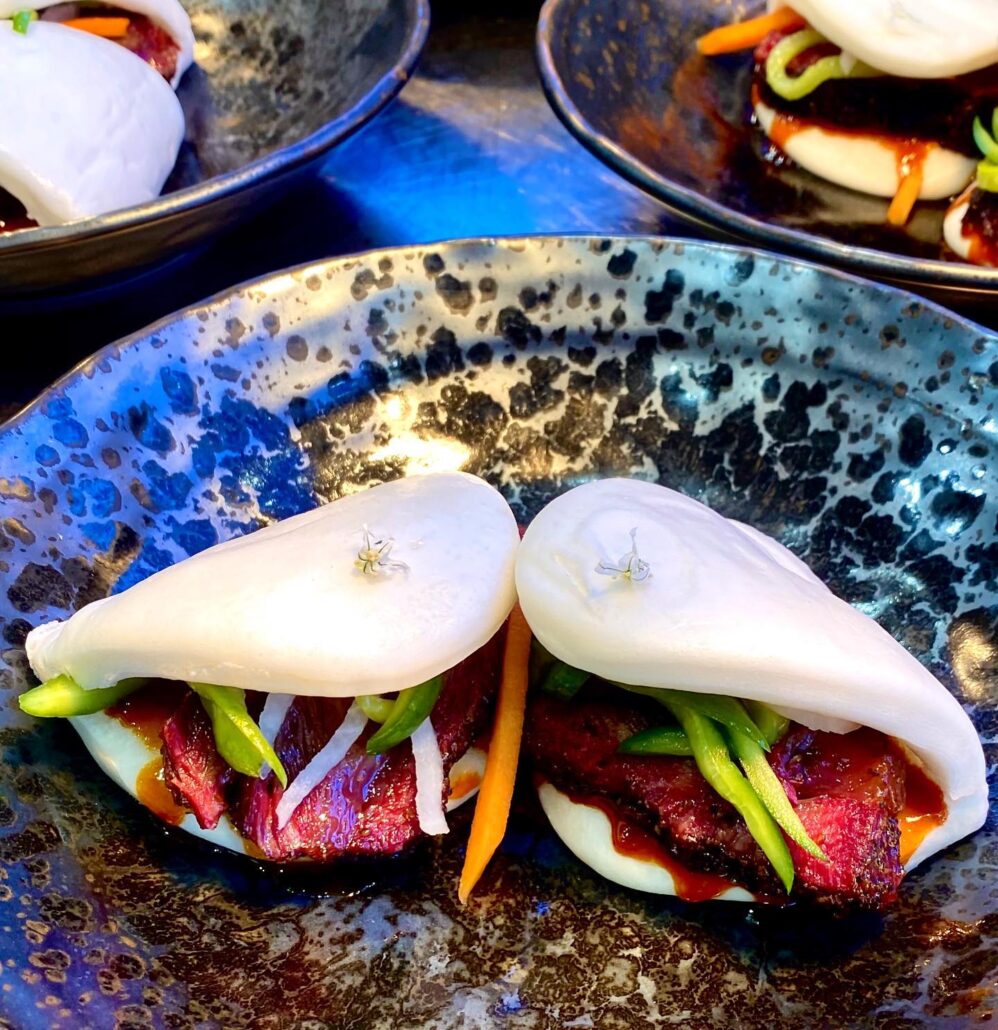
{"left": 275, "top": 702, "right": 368, "bottom": 830}
{"left": 412, "top": 718, "right": 449, "bottom": 836}
{"left": 259, "top": 693, "right": 294, "bottom": 747}
{"left": 258, "top": 693, "right": 295, "bottom": 777}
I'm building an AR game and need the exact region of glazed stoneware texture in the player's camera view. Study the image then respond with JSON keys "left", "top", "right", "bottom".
{"left": 536, "top": 0, "right": 998, "bottom": 302}
{"left": 1, "top": 237, "right": 997, "bottom": 1028}
{"left": 0, "top": 0, "right": 428, "bottom": 297}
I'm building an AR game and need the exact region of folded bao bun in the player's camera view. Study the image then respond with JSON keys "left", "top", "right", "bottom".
{"left": 0, "top": 0, "right": 195, "bottom": 87}
{"left": 516, "top": 479, "right": 988, "bottom": 898}
{"left": 768, "top": 0, "right": 998, "bottom": 79}
{"left": 29, "top": 472, "right": 519, "bottom": 697}
{"left": 26, "top": 472, "right": 518, "bottom": 855}
{"left": 754, "top": 99, "right": 976, "bottom": 200}
{"left": 0, "top": 21, "right": 184, "bottom": 226}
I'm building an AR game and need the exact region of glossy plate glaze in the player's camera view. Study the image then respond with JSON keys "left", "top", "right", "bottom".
{"left": 0, "top": 0, "right": 428, "bottom": 298}
{"left": 0, "top": 237, "right": 996, "bottom": 1027}
{"left": 536, "top": 0, "right": 998, "bottom": 304}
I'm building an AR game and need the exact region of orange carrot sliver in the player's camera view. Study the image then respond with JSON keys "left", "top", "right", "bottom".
{"left": 62, "top": 16, "right": 130, "bottom": 38}
{"left": 696, "top": 6, "right": 804, "bottom": 56}
{"left": 458, "top": 603, "right": 531, "bottom": 904}
{"left": 886, "top": 161, "right": 924, "bottom": 227}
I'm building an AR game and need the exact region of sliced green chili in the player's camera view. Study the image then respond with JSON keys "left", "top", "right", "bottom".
{"left": 366, "top": 675, "right": 443, "bottom": 754}
{"left": 618, "top": 685, "right": 769, "bottom": 751}
{"left": 727, "top": 725, "right": 826, "bottom": 861}
{"left": 190, "top": 683, "right": 288, "bottom": 787}
{"left": 11, "top": 9, "right": 37, "bottom": 33}
{"left": 618, "top": 725, "right": 693, "bottom": 757}
{"left": 540, "top": 661, "right": 589, "bottom": 700}
{"left": 745, "top": 700, "right": 789, "bottom": 747}
{"left": 978, "top": 161, "right": 998, "bottom": 194}
{"left": 667, "top": 701, "right": 795, "bottom": 893}
{"left": 18, "top": 674, "right": 143, "bottom": 718}
{"left": 355, "top": 693, "right": 394, "bottom": 723}
{"left": 765, "top": 28, "right": 880, "bottom": 102}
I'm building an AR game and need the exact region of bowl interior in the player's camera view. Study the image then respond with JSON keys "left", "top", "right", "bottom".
{"left": 0, "top": 237, "right": 995, "bottom": 1025}
{"left": 168, "top": 0, "right": 416, "bottom": 188}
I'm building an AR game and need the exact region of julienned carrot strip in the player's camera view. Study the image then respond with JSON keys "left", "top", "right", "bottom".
{"left": 458, "top": 603, "right": 531, "bottom": 904}
{"left": 62, "top": 16, "right": 130, "bottom": 38}
{"left": 886, "top": 159, "right": 925, "bottom": 227}
{"left": 696, "top": 7, "right": 805, "bottom": 56}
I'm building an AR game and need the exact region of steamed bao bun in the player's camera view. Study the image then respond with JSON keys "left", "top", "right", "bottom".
{"left": 759, "top": 0, "right": 995, "bottom": 198}
{"left": 0, "top": 21, "right": 184, "bottom": 225}
{"left": 25, "top": 472, "right": 519, "bottom": 855}
{"left": 515, "top": 478, "right": 988, "bottom": 897}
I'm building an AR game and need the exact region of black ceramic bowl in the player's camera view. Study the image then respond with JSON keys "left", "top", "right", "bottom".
{"left": 0, "top": 0, "right": 429, "bottom": 299}
{"left": 536, "top": 0, "right": 998, "bottom": 308}
{"left": 1, "top": 237, "right": 996, "bottom": 1027}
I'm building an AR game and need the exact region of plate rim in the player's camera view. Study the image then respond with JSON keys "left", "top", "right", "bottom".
{"left": 0, "top": 0, "right": 431, "bottom": 259}
{"left": 534, "top": 0, "right": 998, "bottom": 294}
{"left": 3, "top": 232, "right": 995, "bottom": 435}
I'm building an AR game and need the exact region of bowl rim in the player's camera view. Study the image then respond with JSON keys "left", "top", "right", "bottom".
{"left": 4, "top": 232, "right": 994, "bottom": 434}
{"left": 0, "top": 0, "right": 431, "bottom": 259}
{"left": 534, "top": 0, "right": 998, "bottom": 294}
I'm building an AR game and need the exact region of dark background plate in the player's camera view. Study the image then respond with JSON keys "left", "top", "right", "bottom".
{"left": 1, "top": 237, "right": 996, "bottom": 1027}
{"left": 0, "top": 0, "right": 428, "bottom": 298}
{"left": 536, "top": 0, "right": 998, "bottom": 305}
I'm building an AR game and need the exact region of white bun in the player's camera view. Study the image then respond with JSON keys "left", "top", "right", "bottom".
{"left": 944, "top": 199, "right": 973, "bottom": 259}
{"left": 515, "top": 478, "right": 987, "bottom": 870}
{"left": 0, "top": 0, "right": 194, "bottom": 86}
{"left": 538, "top": 782, "right": 756, "bottom": 901}
{"left": 768, "top": 0, "right": 998, "bottom": 78}
{"left": 755, "top": 99, "right": 976, "bottom": 199}
{"left": 942, "top": 195, "right": 995, "bottom": 265}
{"left": 72, "top": 710, "right": 484, "bottom": 855}
{"left": 0, "top": 21, "right": 183, "bottom": 226}
{"left": 27, "top": 472, "right": 519, "bottom": 698}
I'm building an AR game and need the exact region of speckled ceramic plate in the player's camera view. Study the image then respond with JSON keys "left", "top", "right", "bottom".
{"left": 536, "top": 0, "right": 998, "bottom": 307}
{"left": 0, "top": 0, "right": 428, "bottom": 299}
{"left": 1, "top": 236, "right": 996, "bottom": 1028}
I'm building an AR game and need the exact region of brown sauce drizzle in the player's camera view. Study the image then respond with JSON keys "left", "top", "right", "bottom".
{"left": 563, "top": 790, "right": 741, "bottom": 903}
{"left": 106, "top": 680, "right": 188, "bottom": 749}
{"left": 136, "top": 757, "right": 185, "bottom": 826}
{"left": 898, "top": 755, "right": 947, "bottom": 865}
{"left": 753, "top": 85, "right": 935, "bottom": 197}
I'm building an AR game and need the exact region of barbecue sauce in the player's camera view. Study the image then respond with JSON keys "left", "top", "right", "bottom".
{"left": 564, "top": 790, "right": 742, "bottom": 903}
{"left": 754, "top": 85, "right": 935, "bottom": 208}
{"left": 136, "top": 757, "right": 185, "bottom": 826}
{"left": 898, "top": 757, "right": 946, "bottom": 865}
{"left": 106, "top": 680, "right": 188, "bottom": 748}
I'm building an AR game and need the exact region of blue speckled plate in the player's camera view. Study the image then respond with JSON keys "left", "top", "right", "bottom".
{"left": 536, "top": 0, "right": 998, "bottom": 307}
{"left": 1, "top": 237, "right": 996, "bottom": 1027}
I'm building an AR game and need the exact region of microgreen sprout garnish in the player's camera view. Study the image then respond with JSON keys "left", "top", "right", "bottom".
{"left": 595, "top": 528, "right": 651, "bottom": 582}
{"left": 11, "top": 9, "right": 37, "bottom": 33}
{"left": 354, "top": 525, "right": 408, "bottom": 576}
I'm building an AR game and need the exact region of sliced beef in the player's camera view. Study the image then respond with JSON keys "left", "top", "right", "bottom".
{"left": 161, "top": 693, "right": 234, "bottom": 830}
{"left": 962, "top": 188, "right": 998, "bottom": 265}
{"left": 752, "top": 27, "right": 998, "bottom": 156}
{"left": 527, "top": 686, "right": 906, "bottom": 909}
{"left": 232, "top": 631, "right": 503, "bottom": 861}
{"left": 40, "top": 4, "right": 180, "bottom": 82}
